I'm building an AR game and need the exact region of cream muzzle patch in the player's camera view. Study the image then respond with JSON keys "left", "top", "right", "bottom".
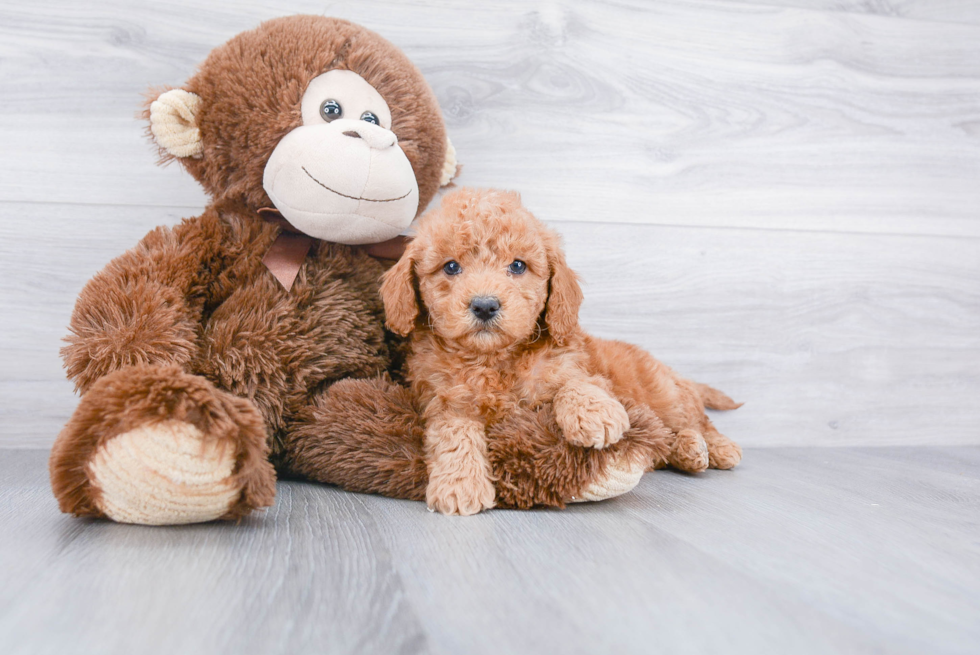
{"left": 150, "top": 71, "right": 459, "bottom": 246}
{"left": 262, "top": 70, "right": 420, "bottom": 245}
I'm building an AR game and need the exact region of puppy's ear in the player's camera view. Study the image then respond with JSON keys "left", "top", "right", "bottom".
{"left": 380, "top": 242, "right": 419, "bottom": 336}
{"left": 544, "top": 232, "right": 583, "bottom": 345}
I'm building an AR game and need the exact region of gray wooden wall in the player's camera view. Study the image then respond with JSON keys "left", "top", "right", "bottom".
{"left": 1, "top": 0, "right": 978, "bottom": 448}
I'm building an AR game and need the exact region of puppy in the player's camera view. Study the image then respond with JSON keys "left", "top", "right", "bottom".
{"left": 380, "top": 188, "right": 742, "bottom": 515}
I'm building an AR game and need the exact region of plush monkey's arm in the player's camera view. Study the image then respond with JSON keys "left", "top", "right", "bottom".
{"left": 62, "top": 217, "right": 216, "bottom": 394}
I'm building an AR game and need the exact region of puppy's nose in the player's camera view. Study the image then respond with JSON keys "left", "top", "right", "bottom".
{"left": 469, "top": 296, "right": 501, "bottom": 322}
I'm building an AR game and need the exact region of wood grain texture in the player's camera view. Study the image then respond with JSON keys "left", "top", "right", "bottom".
{"left": 0, "top": 0, "right": 978, "bottom": 235}
{"left": 2, "top": 201, "right": 978, "bottom": 447}
{"left": 1, "top": 0, "right": 979, "bottom": 448}
{"left": 1, "top": 447, "right": 977, "bottom": 655}
{"left": 2, "top": 3, "right": 979, "bottom": 652}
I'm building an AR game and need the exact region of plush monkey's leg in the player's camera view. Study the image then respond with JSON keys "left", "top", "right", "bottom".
{"left": 487, "top": 401, "right": 672, "bottom": 509}
{"left": 282, "top": 376, "right": 428, "bottom": 501}
{"left": 50, "top": 364, "right": 276, "bottom": 525}
{"left": 283, "top": 379, "right": 674, "bottom": 509}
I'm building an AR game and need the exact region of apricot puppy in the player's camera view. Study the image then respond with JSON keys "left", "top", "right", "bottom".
{"left": 381, "top": 188, "right": 742, "bottom": 515}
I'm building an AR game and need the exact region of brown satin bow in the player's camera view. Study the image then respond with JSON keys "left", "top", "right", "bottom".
{"left": 258, "top": 208, "right": 412, "bottom": 292}
{"left": 259, "top": 208, "right": 314, "bottom": 291}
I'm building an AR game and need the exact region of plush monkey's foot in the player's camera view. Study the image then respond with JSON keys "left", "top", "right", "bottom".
{"left": 668, "top": 429, "right": 710, "bottom": 474}
{"left": 570, "top": 453, "right": 646, "bottom": 503}
{"left": 50, "top": 364, "right": 276, "bottom": 525}
{"left": 488, "top": 400, "right": 671, "bottom": 509}
{"left": 554, "top": 380, "right": 631, "bottom": 449}
{"left": 88, "top": 420, "right": 240, "bottom": 525}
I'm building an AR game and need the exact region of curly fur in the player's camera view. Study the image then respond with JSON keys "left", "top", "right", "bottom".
{"left": 380, "top": 188, "right": 743, "bottom": 514}
{"left": 49, "top": 17, "right": 739, "bottom": 523}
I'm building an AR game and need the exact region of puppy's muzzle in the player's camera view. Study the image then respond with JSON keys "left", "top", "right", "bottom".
{"left": 469, "top": 296, "right": 501, "bottom": 323}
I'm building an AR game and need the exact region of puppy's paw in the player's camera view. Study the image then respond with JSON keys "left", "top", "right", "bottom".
{"left": 668, "top": 429, "right": 709, "bottom": 473}
{"left": 707, "top": 436, "right": 743, "bottom": 470}
{"left": 555, "top": 382, "right": 631, "bottom": 449}
{"left": 426, "top": 471, "right": 495, "bottom": 516}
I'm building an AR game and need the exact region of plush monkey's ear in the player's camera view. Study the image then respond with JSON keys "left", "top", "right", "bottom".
{"left": 544, "top": 232, "right": 583, "bottom": 345}
{"left": 439, "top": 137, "right": 459, "bottom": 187}
{"left": 380, "top": 244, "right": 420, "bottom": 336}
{"left": 149, "top": 89, "right": 204, "bottom": 159}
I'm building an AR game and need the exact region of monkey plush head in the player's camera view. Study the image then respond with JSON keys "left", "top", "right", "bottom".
{"left": 147, "top": 15, "right": 456, "bottom": 244}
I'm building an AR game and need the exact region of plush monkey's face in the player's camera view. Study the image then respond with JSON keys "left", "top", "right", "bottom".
{"left": 262, "top": 70, "right": 420, "bottom": 244}
{"left": 146, "top": 16, "right": 455, "bottom": 245}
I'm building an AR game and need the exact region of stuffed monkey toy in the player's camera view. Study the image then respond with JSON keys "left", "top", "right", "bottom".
{"left": 49, "top": 15, "right": 459, "bottom": 524}
{"left": 50, "top": 15, "right": 720, "bottom": 525}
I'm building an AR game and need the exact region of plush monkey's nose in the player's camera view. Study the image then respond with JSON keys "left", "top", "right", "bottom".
{"left": 342, "top": 123, "right": 397, "bottom": 150}
{"left": 469, "top": 296, "right": 501, "bottom": 322}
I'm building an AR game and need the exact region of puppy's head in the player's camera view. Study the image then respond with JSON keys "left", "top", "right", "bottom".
{"left": 381, "top": 188, "right": 582, "bottom": 352}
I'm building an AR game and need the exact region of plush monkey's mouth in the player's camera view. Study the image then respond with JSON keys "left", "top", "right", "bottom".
{"left": 302, "top": 167, "right": 412, "bottom": 203}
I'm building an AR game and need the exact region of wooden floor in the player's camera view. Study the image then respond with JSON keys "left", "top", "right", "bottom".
{"left": 1, "top": 1, "right": 979, "bottom": 653}
{"left": 1, "top": 448, "right": 978, "bottom": 654}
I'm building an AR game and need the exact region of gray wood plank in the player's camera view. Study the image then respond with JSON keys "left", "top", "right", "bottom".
{"left": 1, "top": 447, "right": 977, "bottom": 655}
{"left": 3, "top": 7, "right": 978, "bottom": 651}
{"left": 0, "top": 0, "right": 977, "bottom": 235}
{"left": 0, "top": 453, "right": 430, "bottom": 655}
{"left": 3, "top": 201, "right": 977, "bottom": 448}
{"left": 723, "top": 0, "right": 980, "bottom": 26}
{"left": 562, "top": 219, "right": 980, "bottom": 447}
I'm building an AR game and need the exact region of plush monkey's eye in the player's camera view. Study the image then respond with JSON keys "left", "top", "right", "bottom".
{"left": 508, "top": 260, "right": 527, "bottom": 275}
{"left": 443, "top": 261, "right": 462, "bottom": 276}
{"left": 319, "top": 99, "right": 342, "bottom": 122}
{"left": 360, "top": 111, "right": 380, "bottom": 125}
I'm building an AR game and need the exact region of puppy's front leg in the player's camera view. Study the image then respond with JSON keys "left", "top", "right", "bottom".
{"left": 425, "top": 416, "right": 496, "bottom": 516}
{"left": 554, "top": 378, "right": 631, "bottom": 449}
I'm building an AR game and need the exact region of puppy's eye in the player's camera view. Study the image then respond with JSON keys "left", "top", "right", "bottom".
{"left": 508, "top": 260, "right": 527, "bottom": 275}
{"left": 360, "top": 111, "right": 380, "bottom": 125}
{"left": 443, "top": 261, "right": 462, "bottom": 276}
{"left": 320, "top": 99, "right": 342, "bottom": 122}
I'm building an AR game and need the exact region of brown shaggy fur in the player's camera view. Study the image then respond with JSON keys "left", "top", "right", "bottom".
{"left": 144, "top": 16, "right": 447, "bottom": 214}
{"left": 50, "top": 17, "right": 739, "bottom": 523}
{"left": 487, "top": 400, "right": 672, "bottom": 509}
{"left": 50, "top": 364, "right": 275, "bottom": 519}
{"left": 379, "top": 188, "right": 743, "bottom": 514}
{"left": 285, "top": 374, "right": 675, "bottom": 510}
{"left": 285, "top": 376, "right": 428, "bottom": 501}
{"left": 50, "top": 16, "right": 450, "bottom": 521}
